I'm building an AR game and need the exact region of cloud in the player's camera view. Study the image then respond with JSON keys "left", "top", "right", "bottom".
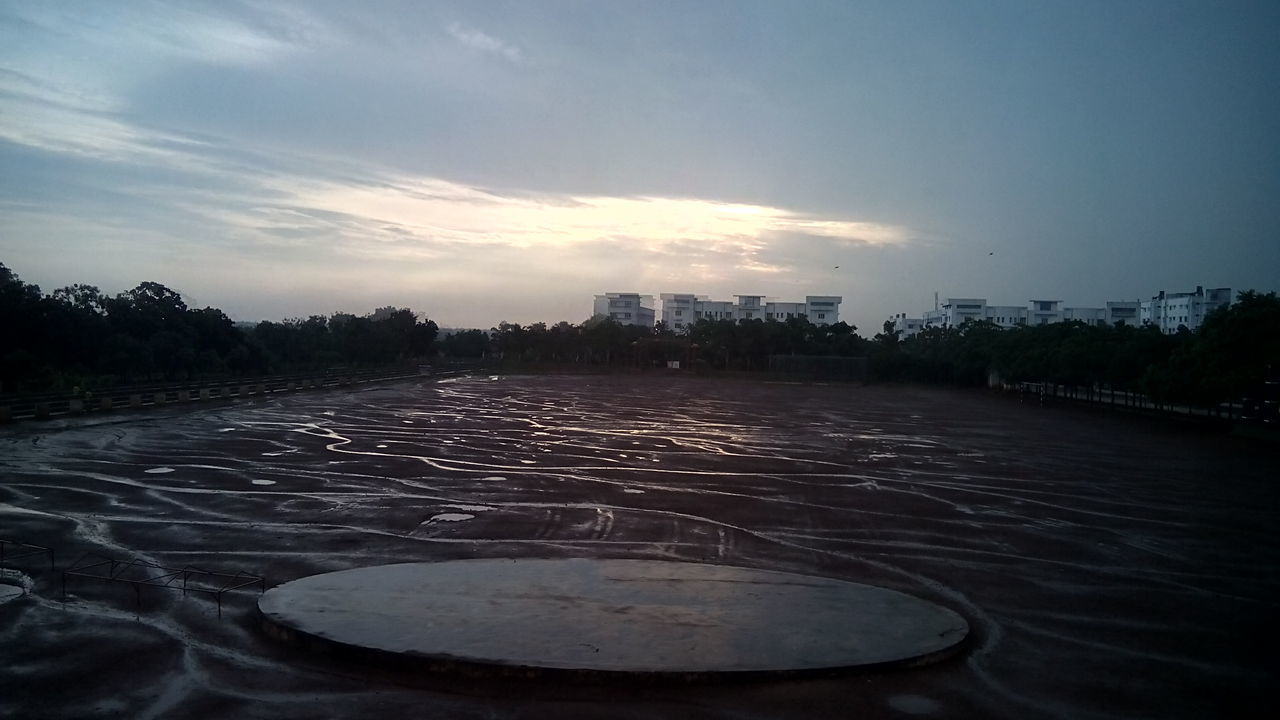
{"left": 447, "top": 22, "right": 523, "bottom": 63}
{"left": 260, "top": 172, "right": 910, "bottom": 266}
{"left": 1, "top": 79, "right": 914, "bottom": 309}
{"left": 0, "top": 3, "right": 915, "bottom": 326}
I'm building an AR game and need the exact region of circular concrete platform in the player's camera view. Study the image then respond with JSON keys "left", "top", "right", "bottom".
{"left": 258, "top": 558, "right": 968, "bottom": 680}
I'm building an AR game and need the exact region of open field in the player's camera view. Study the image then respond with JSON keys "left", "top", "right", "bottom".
{"left": 1, "top": 375, "right": 1277, "bottom": 719}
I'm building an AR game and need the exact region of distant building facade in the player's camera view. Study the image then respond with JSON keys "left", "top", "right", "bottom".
{"left": 890, "top": 313, "right": 924, "bottom": 338}
{"left": 1139, "top": 286, "right": 1232, "bottom": 334}
{"left": 1105, "top": 301, "right": 1141, "bottom": 327}
{"left": 657, "top": 293, "right": 843, "bottom": 330}
{"left": 894, "top": 286, "right": 1231, "bottom": 336}
{"left": 593, "top": 293, "right": 655, "bottom": 327}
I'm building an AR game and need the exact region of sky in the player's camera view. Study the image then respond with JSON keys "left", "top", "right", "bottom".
{"left": 1, "top": 0, "right": 1277, "bottom": 332}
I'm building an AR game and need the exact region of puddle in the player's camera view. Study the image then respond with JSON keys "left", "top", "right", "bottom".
{"left": 623, "top": 489, "right": 645, "bottom": 494}
{"left": 144, "top": 467, "right": 175, "bottom": 474}
{"left": 251, "top": 479, "right": 277, "bottom": 486}
{"left": 428, "top": 513, "right": 475, "bottom": 523}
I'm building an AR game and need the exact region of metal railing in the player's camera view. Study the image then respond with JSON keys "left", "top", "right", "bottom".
{"left": 61, "top": 552, "right": 265, "bottom": 616}
{"left": 0, "top": 538, "right": 56, "bottom": 571}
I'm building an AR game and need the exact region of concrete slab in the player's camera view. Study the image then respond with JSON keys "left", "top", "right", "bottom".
{"left": 258, "top": 558, "right": 968, "bottom": 680}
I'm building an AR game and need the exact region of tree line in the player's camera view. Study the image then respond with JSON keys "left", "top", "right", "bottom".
{"left": 460, "top": 316, "right": 868, "bottom": 370}
{"left": 869, "top": 291, "right": 1279, "bottom": 408}
{"left": 0, "top": 263, "right": 438, "bottom": 392}
{"left": 3, "top": 262, "right": 1275, "bottom": 408}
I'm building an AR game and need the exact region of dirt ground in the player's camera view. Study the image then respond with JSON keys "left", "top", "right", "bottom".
{"left": 1, "top": 374, "right": 1277, "bottom": 719}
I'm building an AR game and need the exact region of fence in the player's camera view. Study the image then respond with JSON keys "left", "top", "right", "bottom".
{"left": 0, "top": 364, "right": 477, "bottom": 424}
{"left": 1011, "top": 381, "right": 1250, "bottom": 423}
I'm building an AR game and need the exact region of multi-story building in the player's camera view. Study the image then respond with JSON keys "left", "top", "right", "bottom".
{"left": 985, "top": 305, "right": 1028, "bottom": 328}
{"left": 766, "top": 301, "right": 808, "bottom": 321}
{"left": 891, "top": 313, "right": 924, "bottom": 339}
{"left": 804, "top": 296, "right": 842, "bottom": 325}
{"left": 658, "top": 294, "right": 731, "bottom": 331}
{"left": 921, "top": 298, "right": 987, "bottom": 329}
{"left": 734, "top": 295, "right": 766, "bottom": 321}
{"left": 894, "top": 286, "right": 1232, "bottom": 336}
{"left": 659, "top": 293, "right": 697, "bottom": 331}
{"left": 592, "top": 293, "right": 655, "bottom": 327}
{"left": 1028, "top": 300, "right": 1064, "bottom": 326}
{"left": 1104, "top": 301, "right": 1141, "bottom": 327}
{"left": 1139, "top": 286, "right": 1232, "bottom": 334}
{"left": 1063, "top": 306, "right": 1105, "bottom": 326}
{"left": 658, "top": 293, "right": 843, "bottom": 330}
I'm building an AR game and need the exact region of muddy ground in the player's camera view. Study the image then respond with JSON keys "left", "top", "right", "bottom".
{"left": 1, "top": 375, "right": 1277, "bottom": 719}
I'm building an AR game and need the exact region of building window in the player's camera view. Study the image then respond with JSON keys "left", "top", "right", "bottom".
{"left": 817, "top": 313, "right": 826, "bottom": 319}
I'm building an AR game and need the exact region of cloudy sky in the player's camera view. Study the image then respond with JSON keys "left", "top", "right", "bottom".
{"left": 2, "top": 1, "right": 1277, "bottom": 331}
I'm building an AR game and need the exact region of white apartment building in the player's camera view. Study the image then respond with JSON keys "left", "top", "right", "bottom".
{"left": 658, "top": 294, "right": 731, "bottom": 331}
{"left": 1063, "top": 306, "right": 1105, "bottom": 326}
{"left": 917, "top": 299, "right": 1026, "bottom": 330}
{"left": 804, "top": 296, "right": 842, "bottom": 325}
{"left": 592, "top": 293, "right": 656, "bottom": 327}
{"left": 1139, "top": 286, "right": 1232, "bottom": 334}
{"left": 1028, "top": 299, "right": 1064, "bottom": 326}
{"left": 922, "top": 298, "right": 987, "bottom": 329}
{"left": 658, "top": 293, "right": 843, "bottom": 330}
{"left": 895, "top": 286, "right": 1231, "bottom": 336}
{"left": 765, "top": 301, "right": 808, "bottom": 321}
{"left": 891, "top": 313, "right": 924, "bottom": 338}
{"left": 734, "top": 295, "right": 766, "bottom": 321}
{"left": 1105, "top": 301, "right": 1141, "bottom": 327}
{"left": 986, "top": 305, "right": 1028, "bottom": 328}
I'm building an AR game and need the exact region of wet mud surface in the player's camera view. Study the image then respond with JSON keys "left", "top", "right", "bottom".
{"left": 1, "top": 375, "right": 1277, "bottom": 719}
